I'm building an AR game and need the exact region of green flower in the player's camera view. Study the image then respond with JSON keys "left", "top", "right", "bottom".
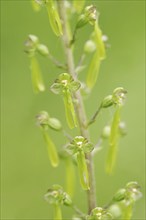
{"left": 50, "top": 73, "right": 81, "bottom": 129}
{"left": 66, "top": 136, "right": 94, "bottom": 190}
{"left": 87, "top": 207, "right": 113, "bottom": 220}
{"left": 112, "top": 87, "right": 127, "bottom": 106}
{"left": 44, "top": 185, "right": 72, "bottom": 206}
{"left": 50, "top": 73, "right": 81, "bottom": 95}
{"left": 66, "top": 136, "right": 94, "bottom": 155}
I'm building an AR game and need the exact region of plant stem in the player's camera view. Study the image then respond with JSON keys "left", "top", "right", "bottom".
{"left": 47, "top": 53, "right": 67, "bottom": 70}
{"left": 58, "top": 0, "right": 97, "bottom": 214}
{"left": 88, "top": 105, "right": 102, "bottom": 126}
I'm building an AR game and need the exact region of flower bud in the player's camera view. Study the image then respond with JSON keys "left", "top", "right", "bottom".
{"left": 119, "top": 121, "right": 127, "bottom": 136}
{"left": 85, "top": 5, "right": 97, "bottom": 25}
{"left": 76, "top": 5, "right": 97, "bottom": 29}
{"left": 37, "top": 44, "right": 49, "bottom": 56}
{"left": 102, "top": 125, "right": 111, "bottom": 139}
{"left": 101, "top": 95, "right": 114, "bottom": 108}
{"left": 102, "top": 35, "right": 108, "bottom": 42}
{"left": 113, "top": 188, "right": 126, "bottom": 202}
{"left": 24, "top": 34, "right": 39, "bottom": 56}
{"left": 108, "top": 204, "right": 121, "bottom": 218}
{"left": 48, "top": 117, "right": 62, "bottom": 131}
{"left": 84, "top": 40, "right": 96, "bottom": 53}
{"left": 76, "top": 14, "right": 88, "bottom": 29}
{"left": 36, "top": 111, "right": 49, "bottom": 129}
{"left": 126, "top": 181, "right": 142, "bottom": 201}
{"left": 63, "top": 192, "right": 72, "bottom": 206}
{"left": 112, "top": 87, "right": 127, "bottom": 106}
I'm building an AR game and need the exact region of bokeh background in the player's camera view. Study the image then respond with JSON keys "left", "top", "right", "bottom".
{"left": 1, "top": 0, "right": 145, "bottom": 219}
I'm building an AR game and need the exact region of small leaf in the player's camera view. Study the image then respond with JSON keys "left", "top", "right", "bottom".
{"left": 30, "top": 56, "right": 45, "bottom": 93}
{"left": 46, "top": 0, "right": 63, "bottom": 36}
{"left": 42, "top": 130, "right": 59, "bottom": 167}
{"left": 86, "top": 51, "right": 101, "bottom": 88}
{"left": 106, "top": 106, "right": 121, "bottom": 174}
{"left": 54, "top": 204, "right": 62, "bottom": 220}
{"left": 77, "top": 151, "right": 90, "bottom": 190}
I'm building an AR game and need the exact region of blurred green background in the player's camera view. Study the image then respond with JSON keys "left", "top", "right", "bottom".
{"left": 1, "top": 0, "right": 145, "bottom": 219}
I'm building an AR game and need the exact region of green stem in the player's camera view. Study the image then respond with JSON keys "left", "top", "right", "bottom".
{"left": 58, "top": 0, "right": 97, "bottom": 213}
{"left": 54, "top": 204, "right": 62, "bottom": 220}
{"left": 47, "top": 53, "right": 67, "bottom": 70}
{"left": 87, "top": 105, "right": 102, "bottom": 126}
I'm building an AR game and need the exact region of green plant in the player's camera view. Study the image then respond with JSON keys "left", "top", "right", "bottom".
{"left": 25, "top": 1, "right": 142, "bottom": 219}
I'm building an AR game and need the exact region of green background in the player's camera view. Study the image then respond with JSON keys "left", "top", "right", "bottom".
{"left": 1, "top": 0, "right": 145, "bottom": 219}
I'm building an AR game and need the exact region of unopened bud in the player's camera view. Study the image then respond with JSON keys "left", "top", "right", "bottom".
{"left": 76, "top": 14, "right": 88, "bottom": 29}
{"left": 113, "top": 188, "right": 126, "bottom": 202}
{"left": 101, "top": 95, "right": 114, "bottom": 108}
{"left": 48, "top": 117, "right": 62, "bottom": 131}
{"left": 37, "top": 44, "right": 49, "bottom": 56}
{"left": 84, "top": 40, "right": 96, "bottom": 53}
{"left": 119, "top": 121, "right": 127, "bottom": 136}
{"left": 108, "top": 204, "right": 122, "bottom": 218}
{"left": 63, "top": 192, "right": 72, "bottom": 206}
{"left": 102, "top": 125, "right": 111, "bottom": 139}
{"left": 102, "top": 35, "right": 108, "bottom": 42}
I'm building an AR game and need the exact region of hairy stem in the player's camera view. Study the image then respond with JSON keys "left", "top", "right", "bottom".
{"left": 58, "top": 0, "right": 97, "bottom": 213}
